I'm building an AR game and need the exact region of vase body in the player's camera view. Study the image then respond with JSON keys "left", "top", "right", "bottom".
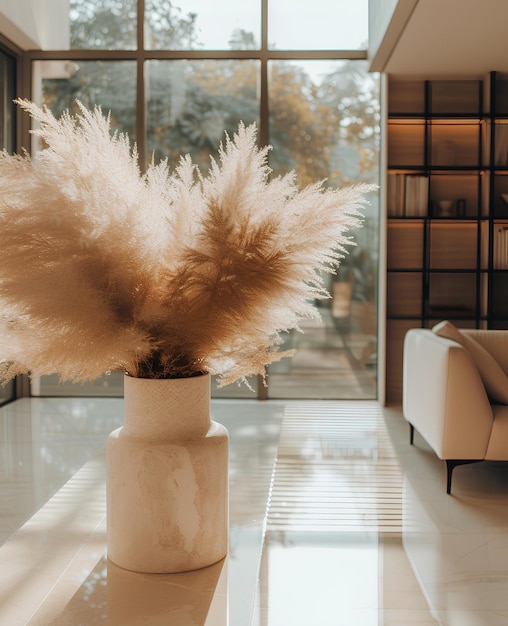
{"left": 106, "top": 373, "right": 229, "bottom": 573}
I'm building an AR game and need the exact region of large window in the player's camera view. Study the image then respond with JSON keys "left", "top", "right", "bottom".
{"left": 25, "top": 0, "right": 379, "bottom": 400}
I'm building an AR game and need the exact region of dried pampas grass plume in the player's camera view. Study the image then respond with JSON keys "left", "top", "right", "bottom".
{"left": 0, "top": 99, "right": 375, "bottom": 387}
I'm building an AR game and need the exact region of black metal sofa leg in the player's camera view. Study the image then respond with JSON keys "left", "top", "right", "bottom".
{"left": 408, "top": 425, "right": 482, "bottom": 494}
{"left": 446, "top": 459, "right": 482, "bottom": 494}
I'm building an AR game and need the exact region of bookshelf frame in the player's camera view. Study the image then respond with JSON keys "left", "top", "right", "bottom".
{"left": 385, "top": 74, "right": 508, "bottom": 402}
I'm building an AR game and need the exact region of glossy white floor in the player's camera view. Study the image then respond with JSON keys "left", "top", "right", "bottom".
{"left": 1, "top": 397, "right": 508, "bottom": 625}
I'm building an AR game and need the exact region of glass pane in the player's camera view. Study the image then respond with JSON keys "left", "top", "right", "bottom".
{"left": 0, "top": 50, "right": 15, "bottom": 152}
{"left": 268, "top": 0, "right": 368, "bottom": 50}
{"left": 146, "top": 59, "right": 260, "bottom": 171}
{"left": 70, "top": 0, "right": 138, "bottom": 50}
{"left": 146, "top": 0, "right": 260, "bottom": 50}
{"left": 267, "top": 60, "right": 380, "bottom": 399}
{"left": 33, "top": 60, "right": 137, "bottom": 142}
{"left": 33, "top": 373, "right": 124, "bottom": 397}
{"left": 146, "top": 59, "right": 260, "bottom": 398}
{"left": 0, "top": 380, "right": 15, "bottom": 405}
{"left": 32, "top": 61, "right": 136, "bottom": 398}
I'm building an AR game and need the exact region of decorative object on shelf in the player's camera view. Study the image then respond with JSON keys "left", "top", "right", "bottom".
{"left": 437, "top": 199, "right": 455, "bottom": 218}
{"left": 456, "top": 198, "right": 467, "bottom": 218}
{"left": 494, "top": 225, "right": 508, "bottom": 269}
{"left": 0, "top": 99, "right": 374, "bottom": 572}
{"left": 501, "top": 193, "right": 508, "bottom": 206}
{"left": 495, "top": 125, "right": 508, "bottom": 167}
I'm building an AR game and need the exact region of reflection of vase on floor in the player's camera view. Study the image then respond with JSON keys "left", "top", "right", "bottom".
{"left": 106, "top": 373, "right": 229, "bottom": 573}
{"left": 107, "top": 556, "right": 227, "bottom": 624}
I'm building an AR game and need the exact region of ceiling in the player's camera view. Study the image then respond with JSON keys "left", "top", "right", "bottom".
{"left": 369, "top": 0, "right": 508, "bottom": 78}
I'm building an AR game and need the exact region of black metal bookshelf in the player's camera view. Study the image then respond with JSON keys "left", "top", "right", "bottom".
{"left": 386, "top": 76, "right": 492, "bottom": 402}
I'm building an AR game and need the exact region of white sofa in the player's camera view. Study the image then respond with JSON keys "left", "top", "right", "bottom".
{"left": 402, "top": 322, "right": 508, "bottom": 493}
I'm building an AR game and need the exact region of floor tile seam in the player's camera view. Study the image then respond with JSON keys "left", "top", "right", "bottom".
{"left": 280, "top": 413, "right": 385, "bottom": 419}
{"left": 267, "top": 503, "right": 404, "bottom": 508}
{"left": 269, "top": 496, "right": 403, "bottom": 502}
{"left": 275, "top": 445, "right": 395, "bottom": 451}
{"left": 268, "top": 506, "right": 405, "bottom": 512}
{"left": 273, "top": 464, "right": 399, "bottom": 470}
{"left": 270, "top": 484, "right": 404, "bottom": 491}
{"left": 272, "top": 455, "right": 401, "bottom": 465}
{"left": 278, "top": 424, "right": 390, "bottom": 430}
{"left": 275, "top": 445, "right": 396, "bottom": 452}
{"left": 266, "top": 517, "right": 405, "bottom": 523}
{"left": 267, "top": 514, "right": 405, "bottom": 520}
{"left": 272, "top": 463, "right": 401, "bottom": 471}
{"left": 278, "top": 410, "right": 384, "bottom": 420}
{"left": 279, "top": 420, "right": 386, "bottom": 424}
{"left": 266, "top": 524, "right": 405, "bottom": 529}
{"left": 279, "top": 412, "right": 385, "bottom": 417}
{"left": 270, "top": 473, "right": 403, "bottom": 482}
{"left": 280, "top": 413, "right": 384, "bottom": 418}
{"left": 269, "top": 504, "right": 404, "bottom": 509}
{"left": 270, "top": 481, "right": 403, "bottom": 488}
{"left": 266, "top": 518, "right": 404, "bottom": 523}
{"left": 267, "top": 492, "right": 404, "bottom": 498}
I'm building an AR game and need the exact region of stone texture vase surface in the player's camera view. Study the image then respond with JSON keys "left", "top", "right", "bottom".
{"left": 106, "top": 373, "right": 229, "bottom": 573}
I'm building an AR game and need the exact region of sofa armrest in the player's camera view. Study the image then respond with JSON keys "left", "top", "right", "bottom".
{"left": 402, "top": 329, "right": 493, "bottom": 459}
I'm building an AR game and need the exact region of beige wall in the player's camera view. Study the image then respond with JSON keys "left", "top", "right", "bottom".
{"left": 0, "top": 0, "right": 69, "bottom": 50}
{"left": 368, "top": 0, "right": 399, "bottom": 60}
{"left": 368, "top": 0, "right": 419, "bottom": 73}
{"left": 368, "top": 0, "right": 508, "bottom": 77}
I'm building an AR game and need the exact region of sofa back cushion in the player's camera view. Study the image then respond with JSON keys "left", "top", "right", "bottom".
{"left": 461, "top": 329, "right": 508, "bottom": 374}
{"left": 433, "top": 320, "right": 508, "bottom": 405}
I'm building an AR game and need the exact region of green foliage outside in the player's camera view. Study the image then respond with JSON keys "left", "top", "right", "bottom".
{"left": 44, "top": 0, "right": 379, "bottom": 186}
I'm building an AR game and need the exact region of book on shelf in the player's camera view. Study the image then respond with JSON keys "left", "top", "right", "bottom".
{"left": 494, "top": 226, "right": 508, "bottom": 269}
{"left": 387, "top": 173, "right": 428, "bottom": 217}
{"left": 495, "top": 125, "right": 508, "bottom": 167}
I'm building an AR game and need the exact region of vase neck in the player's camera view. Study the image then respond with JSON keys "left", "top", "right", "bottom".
{"left": 123, "top": 374, "right": 211, "bottom": 440}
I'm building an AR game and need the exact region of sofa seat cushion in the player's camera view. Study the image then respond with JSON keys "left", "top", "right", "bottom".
{"left": 433, "top": 320, "right": 508, "bottom": 405}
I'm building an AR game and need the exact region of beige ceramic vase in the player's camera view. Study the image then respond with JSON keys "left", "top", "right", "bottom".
{"left": 106, "top": 373, "right": 229, "bottom": 573}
